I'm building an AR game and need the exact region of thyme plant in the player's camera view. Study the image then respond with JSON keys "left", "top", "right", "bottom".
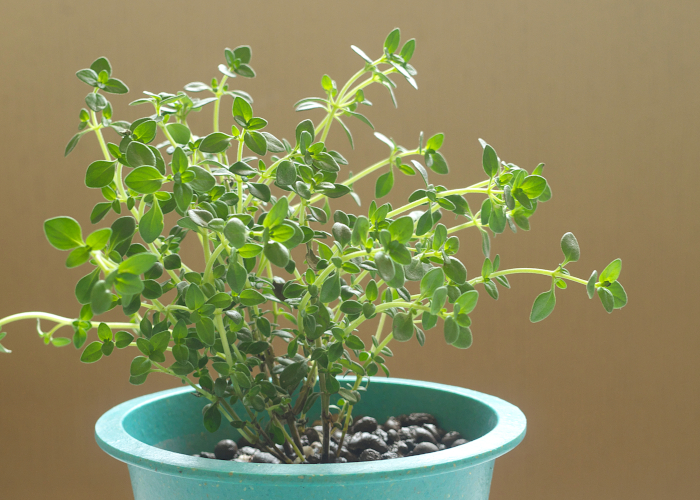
{"left": 0, "top": 29, "right": 626, "bottom": 464}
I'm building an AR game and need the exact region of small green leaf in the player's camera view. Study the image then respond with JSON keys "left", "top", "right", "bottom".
{"left": 115, "top": 331, "right": 134, "bottom": 348}
{"left": 444, "top": 257, "right": 467, "bottom": 284}
{"left": 587, "top": 270, "right": 598, "bottom": 299}
{"left": 227, "top": 261, "right": 248, "bottom": 294}
{"left": 454, "top": 290, "right": 479, "bottom": 315}
{"left": 598, "top": 287, "right": 615, "bottom": 313}
{"left": 452, "top": 327, "right": 473, "bottom": 349}
{"left": 119, "top": 253, "right": 158, "bottom": 275}
{"left": 239, "top": 289, "right": 265, "bottom": 306}
{"left": 320, "top": 272, "right": 341, "bottom": 303}
{"left": 85, "top": 160, "right": 116, "bottom": 188}
{"left": 520, "top": 175, "right": 547, "bottom": 198}
{"left": 114, "top": 273, "right": 144, "bottom": 295}
{"left": 102, "top": 78, "right": 129, "bottom": 94}
{"left": 86, "top": 228, "right": 111, "bottom": 250}
{"left": 560, "top": 232, "right": 580, "bottom": 263}
{"left": 124, "top": 166, "right": 164, "bottom": 194}
{"left": 599, "top": 259, "right": 622, "bottom": 284}
{"left": 375, "top": 170, "right": 394, "bottom": 198}
{"left": 223, "top": 218, "right": 249, "bottom": 248}
{"left": 139, "top": 200, "right": 163, "bottom": 243}
{"left": 244, "top": 131, "right": 267, "bottom": 155}
{"left": 420, "top": 267, "right": 445, "bottom": 296}
{"left": 232, "top": 96, "right": 253, "bottom": 122}
{"left": 400, "top": 38, "right": 416, "bottom": 62}
{"left": 97, "top": 323, "right": 112, "bottom": 342}
{"left": 444, "top": 317, "right": 459, "bottom": 344}
{"left": 199, "top": 132, "right": 232, "bottom": 154}
{"left": 126, "top": 141, "right": 156, "bottom": 168}
{"left": 530, "top": 289, "right": 556, "bottom": 322}
{"left": 132, "top": 120, "right": 157, "bottom": 144}
{"left": 264, "top": 197, "right": 289, "bottom": 229}
{"left": 489, "top": 205, "right": 506, "bottom": 234}
{"left": 186, "top": 284, "right": 206, "bottom": 310}
{"left": 264, "top": 241, "right": 290, "bottom": 268}
{"left": 345, "top": 335, "right": 365, "bottom": 350}
{"left": 276, "top": 160, "right": 296, "bottom": 186}
{"left": 167, "top": 123, "right": 191, "bottom": 145}
{"left": 80, "top": 342, "right": 103, "bottom": 363}
{"left": 203, "top": 404, "right": 222, "bottom": 433}
{"left": 65, "top": 132, "right": 84, "bottom": 156}
{"left": 608, "top": 281, "right": 628, "bottom": 309}
{"left": 65, "top": 247, "right": 91, "bottom": 268}
{"left": 388, "top": 216, "right": 414, "bottom": 245}
{"left": 384, "top": 28, "right": 401, "bottom": 53}
{"left": 76, "top": 68, "right": 98, "bottom": 86}
{"left": 426, "top": 133, "right": 444, "bottom": 151}
{"left": 130, "top": 356, "right": 151, "bottom": 376}
{"left": 430, "top": 287, "right": 447, "bottom": 315}
{"left": 392, "top": 312, "right": 414, "bottom": 342}
{"left": 374, "top": 251, "right": 396, "bottom": 282}
{"left": 196, "top": 318, "right": 216, "bottom": 346}
{"left": 44, "top": 217, "right": 83, "bottom": 250}
{"left": 247, "top": 182, "right": 271, "bottom": 202}
{"left": 482, "top": 143, "right": 498, "bottom": 178}
{"left": 189, "top": 166, "right": 216, "bottom": 192}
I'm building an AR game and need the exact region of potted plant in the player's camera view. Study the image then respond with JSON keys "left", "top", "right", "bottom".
{"left": 0, "top": 28, "right": 626, "bottom": 499}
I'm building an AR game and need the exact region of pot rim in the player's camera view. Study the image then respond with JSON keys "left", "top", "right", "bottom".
{"left": 95, "top": 377, "right": 526, "bottom": 482}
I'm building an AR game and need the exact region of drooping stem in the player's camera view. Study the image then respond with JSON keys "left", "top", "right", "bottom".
{"left": 0, "top": 312, "right": 137, "bottom": 332}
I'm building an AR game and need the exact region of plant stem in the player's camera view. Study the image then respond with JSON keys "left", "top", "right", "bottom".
{"left": 0, "top": 312, "right": 137, "bottom": 331}
{"left": 470, "top": 268, "right": 589, "bottom": 286}
{"left": 387, "top": 181, "right": 491, "bottom": 218}
{"left": 315, "top": 338, "right": 332, "bottom": 463}
{"left": 213, "top": 76, "right": 229, "bottom": 133}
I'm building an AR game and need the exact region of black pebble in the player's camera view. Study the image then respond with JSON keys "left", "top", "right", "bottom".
{"left": 214, "top": 439, "right": 238, "bottom": 460}
{"left": 450, "top": 438, "right": 469, "bottom": 448}
{"left": 339, "top": 447, "right": 358, "bottom": 462}
{"left": 252, "top": 451, "right": 281, "bottom": 464}
{"left": 239, "top": 446, "right": 258, "bottom": 456}
{"left": 412, "top": 426, "right": 437, "bottom": 445}
{"left": 304, "top": 427, "right": 320, "bottom": 443}
{"left": 352, "top": 416, "right": 378, "bottom": 433}
{"left": 403, "top": 413, "right": 437, "bottom": 426}
{"left": 359, "top": 449, "right": 382, "bottom": 461}
{"left": 381, "top": 451, "right": 399, "bottom": 460}
{"left": 383, "top": 416, "right": 402, "bottom": 431}
{"left": 441, "top": 431, "right": 462, "bottom": 448}
{"left": 198, "top": 452, "right": 216, "bottom": 459}
{"left": 373, "top": 428, "right": 388, "bottom": 443}
{"left": 412, "top": 442, "right": 439, "bottom": 455}
{"left": 399, "top": 427, "right": 415, "bottom": 441}
{"left": 347, "top": 432, "right": 389, "bottom": 453}
{"left": 386, "top": 428, "right": 399, "bottom": 444}
{"left": 423, "top": 423, "right": 443, "bottom": 441}
{"left": 394, "top": 440, "right": 409, "bottom": 456}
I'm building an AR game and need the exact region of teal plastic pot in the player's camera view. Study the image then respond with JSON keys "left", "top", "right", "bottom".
{"left": 95, "top": 377, "right": 526, "bottom": 500}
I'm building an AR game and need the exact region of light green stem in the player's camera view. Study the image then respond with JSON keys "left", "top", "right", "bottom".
{"left": 470, "top": 268, "right": 589, "bottom": 286}
{"left": 0, "top": 312, "right": 137, "bottom": 331}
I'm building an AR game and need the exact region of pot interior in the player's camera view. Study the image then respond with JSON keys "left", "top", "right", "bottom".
{"left": 121, "top": 378, "right": 498, "bottom": 457}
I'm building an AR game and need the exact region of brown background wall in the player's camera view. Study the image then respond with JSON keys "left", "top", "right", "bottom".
{"left": 0, "top": 1, "right": 698, "bottom": 498}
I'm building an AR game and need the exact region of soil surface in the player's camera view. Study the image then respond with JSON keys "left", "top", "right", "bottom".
{"left": 195, "top": 413, "right": 469, "bottom": 464}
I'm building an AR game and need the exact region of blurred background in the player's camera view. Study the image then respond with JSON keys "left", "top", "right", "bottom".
{"left": 0, "top": 1, "right": 698, "bottom": 498}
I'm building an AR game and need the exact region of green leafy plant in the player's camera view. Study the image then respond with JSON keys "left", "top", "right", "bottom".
{"left": 0, "top": 28, "right": 626, "bottom": 463}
